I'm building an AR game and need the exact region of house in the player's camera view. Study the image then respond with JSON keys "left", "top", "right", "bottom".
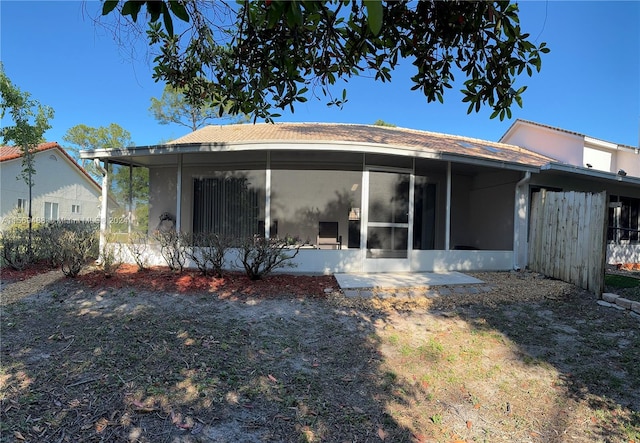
{"left": 80, "top": 122, "right": 640, "bottom": 274}
{"left": 501, "top": 119, "right": 640, "bottom": 265}
{"left": 0, "top": 142, "right": 102, "bottom": 230}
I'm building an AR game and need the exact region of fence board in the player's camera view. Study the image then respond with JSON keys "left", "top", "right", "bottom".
{"left": 528, "top": 191, "right": 607, "bottom": 296}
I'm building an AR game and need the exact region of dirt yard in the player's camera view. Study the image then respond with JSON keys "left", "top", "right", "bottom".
{"left": 1, "top": 265, "right": 639, "bottom": 442}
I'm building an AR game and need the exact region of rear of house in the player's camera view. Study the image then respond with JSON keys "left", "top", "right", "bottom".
{"left": 81, "top": 121, "right": 640, "bottom": 274}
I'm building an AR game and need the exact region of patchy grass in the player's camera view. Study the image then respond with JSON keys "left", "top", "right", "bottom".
{"left": 1, "top": 268, "right": 639, "bottom": 442}
{"left": 605, "top": 273, "right": 640, "bottom": 303}
{"left": 606, "top": 274, "right": 640, "bottom": 289}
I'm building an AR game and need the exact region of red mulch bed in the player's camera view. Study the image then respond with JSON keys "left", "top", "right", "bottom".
{"left": 75, "top": 264, "right": 338, "bottom": 298}
{"left": 1, "top": 261, "right": 57, "bottom": 283}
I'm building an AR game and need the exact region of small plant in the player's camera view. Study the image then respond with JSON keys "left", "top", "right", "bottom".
{"left": 183, "top": 231, "right": 231, "bottom": 277}
{"left": 34, "top": 222, "right": 65, "bottom": 267}
{"left": 153, "top": 229, "right": 185, "bottom": 272}
{"left": 237, "top": 236, "right": 300, "bottom": 280}
{"left": 0, "top": 227, "right": 30, "bottom": 270}
{"left": 60, "top": 223, "right": 99, "bottom": 277}
{"left": 100, "top": 235, "right": 123, "bottom": 277}
{"left": 126, "top": 231, "right": 149, "bottom": 271}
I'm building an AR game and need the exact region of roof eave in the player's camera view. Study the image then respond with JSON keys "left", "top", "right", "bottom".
{"left": 541, "top": 162, "right": 640, "bottom": 185}
{"left": 81, "top": 141, "right": 544, "bottom": 172}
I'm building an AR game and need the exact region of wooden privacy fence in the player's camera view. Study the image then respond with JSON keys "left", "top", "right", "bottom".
{"left": 528, "top": 191, "right": 608, "bottom": 296}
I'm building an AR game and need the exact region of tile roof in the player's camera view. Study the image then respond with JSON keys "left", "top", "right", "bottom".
{"left": 0, "top": 141, "right": 60, "bottom": 162}
{"left": 0, "top": 142, "right": 101, "bottom": 189}
{"left": 167, "top": 122, "right": 557, "bottom": 168}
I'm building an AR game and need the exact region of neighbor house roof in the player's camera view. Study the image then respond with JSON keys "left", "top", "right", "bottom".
{"left": 0, "top": 141, "right": 61, "bottom": 162}
{"left": 501, "top": 119, "right": 637, "bottom": 151}
{"left": 166, "top": 122, "right": 558, "bottom": 168}
{"left": 1, "top": 142, "right": 101, "bottom": 190}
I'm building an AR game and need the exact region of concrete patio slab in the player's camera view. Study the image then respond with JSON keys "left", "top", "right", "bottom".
{"left": 334, "top": 271, "right": 484, "bottom": 290}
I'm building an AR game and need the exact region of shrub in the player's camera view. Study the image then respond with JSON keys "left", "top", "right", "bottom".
{"left": 237, "top": 236, "right": 300, "bottom": 280}
{"left": 183, "top": 232, "right": 231, "bottom": 277}
{"left": 0, "top": 227, "right": 30, "bottom": 270}
{"left": 34, "top": 222, "right": 67, "bottom": 267}
{"left": 153, "top": 229, "right": 185, "bottom": 272}
{"left": 101, "top": 234, "right": 123, "bottom": 277}
{"left": 59, "top": 223, "right": 99, "bottom": 277}
{"left": 126, "top": 231, "right": 149, "bottom": 271}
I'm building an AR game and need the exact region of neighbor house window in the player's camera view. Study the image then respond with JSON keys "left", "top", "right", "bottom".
{"left": 44, "top": 202, "right": 59, "bottom": 221}
{"left": 17, "top": 198, "right": 26, "bottom": 212}
{"left": 71, "top": 204, "right": 81, "bottom": 214}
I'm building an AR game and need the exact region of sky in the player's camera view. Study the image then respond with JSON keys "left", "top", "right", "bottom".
{"left": 1, "top": 1, "right": 639, "bottom": 149}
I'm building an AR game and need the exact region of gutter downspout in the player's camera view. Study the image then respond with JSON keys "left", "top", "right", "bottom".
{"left": 513, "top": 171, "right": 531, "bottom": 270}
{"left": 94, "top": 159, "right": 108, "bottom": 260}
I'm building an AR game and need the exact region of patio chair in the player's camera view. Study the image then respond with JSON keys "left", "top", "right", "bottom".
{"left": 317, "top": 221, "right": 342, "bottom": 249}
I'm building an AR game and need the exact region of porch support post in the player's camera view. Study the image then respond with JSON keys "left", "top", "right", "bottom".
{"left": 265, "top": 151, "right": 271, "bottom": 238}
{"left": 96, "top": 159, "right": 109, "bottom": 257}
{"left": 128, "top": 164, "right": 133, "bottom": 235}
{"left": 408, "top": 159, "right": 415, "bottom": 258}
{"left": 445, "top": 161, "right": 451, "bottom": 250}
{"left": 176, "top": 154, "right": 182, "bottom": 232}
{"left": 513, "top": 172, "right": 531, "bottom": 270}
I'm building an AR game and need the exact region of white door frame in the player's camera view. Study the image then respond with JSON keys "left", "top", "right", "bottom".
{"left": 361, "top": 167, "right": 414, "bottom": 272}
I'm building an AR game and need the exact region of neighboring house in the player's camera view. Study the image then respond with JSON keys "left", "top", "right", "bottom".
{"left": 501, "top": 119, "right": 640, "bottom": 266}
{"left": 0, "top": 142, "right": 102, "bottom": 230}
{"left": 80, "top": 122, "right": 640, "bottom": 274}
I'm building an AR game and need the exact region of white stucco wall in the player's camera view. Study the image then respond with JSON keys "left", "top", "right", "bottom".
{"left": 503, "top": 121, "right": 639, "bottom": 178}
{"left": 0, "top": 150, "right": 101, "bottom": 229}
{"left": 617, "top": 149, "right": 640, "bottom": 177}
{"left": 501, "top": 123, "right": 584, "bottom": 166}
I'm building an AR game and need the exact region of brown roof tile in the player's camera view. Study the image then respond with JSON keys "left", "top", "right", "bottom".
{"left": 167, "top": 123, "right": 556, "bottom": 167}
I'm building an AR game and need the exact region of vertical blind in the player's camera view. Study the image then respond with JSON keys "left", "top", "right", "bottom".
{"left": 193, "top": 177, "right": 259, "bottom": 239}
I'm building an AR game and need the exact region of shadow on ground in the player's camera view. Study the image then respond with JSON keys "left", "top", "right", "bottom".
{"left": 1, "top": 270, "right": 639, "bottom": 442}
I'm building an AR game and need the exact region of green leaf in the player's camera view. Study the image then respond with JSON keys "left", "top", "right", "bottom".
{"left": 364, "top": 0, "right": 383, "bottom": 36}
{"left": 515, "top": 95, "right": 523, "bottom": 107}
{"left": 168, "top": 0, "right": 189, "bottom": 22}
{"left": 162, "top": 2, "right": 174, "bottom": 36}
{"left": 102, "top": 0, "right": 119, "bottom": 16}
{"left": 121, "top": 1, "right": 143, "bottom": 22}
{"left": 147, "top": 0, "right": 162, "bottom": 22}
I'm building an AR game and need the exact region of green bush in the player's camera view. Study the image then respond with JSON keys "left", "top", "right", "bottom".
{"left": 0, "top": 227, "right": 31, "bottom": 270}
{"left": 59, "top": 223, "right": 99, "bottom": 277}
{"left": 34, "top": 222, "right": 67, "bottom": 267}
